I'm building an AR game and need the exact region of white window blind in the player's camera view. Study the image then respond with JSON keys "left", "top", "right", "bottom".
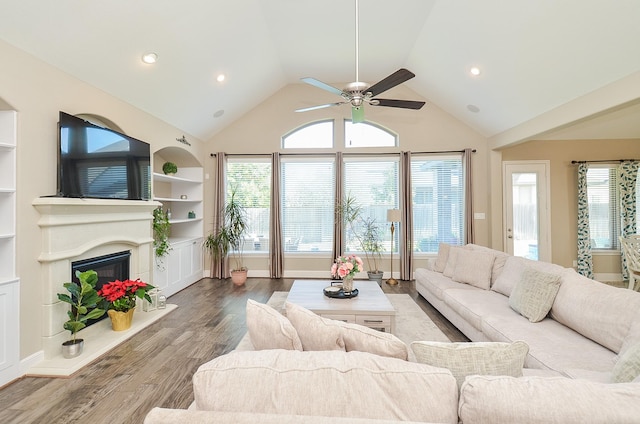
{"left": 586, "top": 167, "right": 618, "bottom": 249}
{"left": 281, "top": 157, "right": 335, "bottom": 252}
{"left": 411, "top": 154, "right": 464, "bottom": 253}
{"left": 226, "top": 158, "right": 271, "bottom": 253}
{"left": 343, "top": 156, "right": 399, "bottom": 254}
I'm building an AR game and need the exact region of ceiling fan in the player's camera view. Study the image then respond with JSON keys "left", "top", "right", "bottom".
{"left": 295, "top": 0, "right": 425, "bottom": 123}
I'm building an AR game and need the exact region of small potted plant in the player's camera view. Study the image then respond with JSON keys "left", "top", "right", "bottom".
{"left": 162, "top": 161, "right": 178, "bottom": 175}
{"left": 98, "top": 278, "right": 155, "bottom": 331}
{"left": 57, "top": 270, "right": 106, "bottom": 358}
{"left": 203, "top": 188, "right": 248, "bottom": 285}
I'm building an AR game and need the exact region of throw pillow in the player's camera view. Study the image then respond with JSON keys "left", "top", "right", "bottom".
{"left": 336, "top": 321, "right": 408, "bottom": 360}
{"left": 611, "top": 343, "right": 640, "bottom": 383}
{"left": 411, "top": 340, "right": 529, "bottom": 388}
{"left": 285, "top": 302, "right": 345, "bottom": 351}
{"left": 246, "top": 299, "right": 303, "bottom": 351}
{"left": 443, "top": 246, "right": 463, "bottom": 278}
{"left": 452, "top": 248, "right": 495, "bottom": 290}
{"left": 509, "top": 266, "right": 561, "bottom": 323}
{"left": 433, "top": 243, "right": 451, "bottom": 273}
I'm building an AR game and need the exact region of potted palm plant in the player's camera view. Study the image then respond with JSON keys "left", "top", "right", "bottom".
{"left": 203, "top": 189, "right": 248, "bottom": 285}
{"left": 336, "top": 193, "right": 385, "bottom": 285}
{"left": 57, "top": 270, "right": 106, "bottom": 358}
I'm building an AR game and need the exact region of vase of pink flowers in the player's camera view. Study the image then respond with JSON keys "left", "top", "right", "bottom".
{"left": 331, "top": 254, "right": 364, "bottom": 293}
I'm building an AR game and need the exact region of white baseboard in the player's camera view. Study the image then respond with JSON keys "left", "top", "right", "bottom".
{"left": 594, "top": 272, "right": 623, "bottom": 282}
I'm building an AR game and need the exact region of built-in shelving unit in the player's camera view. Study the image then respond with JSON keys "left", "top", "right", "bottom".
{"left": 152, "top": 154, "right": 204, "bottom": 297}
{"left": 0, "top": 110, "right": 20, "bottom": 387}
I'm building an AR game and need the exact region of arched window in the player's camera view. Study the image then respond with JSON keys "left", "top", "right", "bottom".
{"left": 282, "top": 120, "right": 333, "bottom": 148}
{"left": 344, "top": 120, "right": 397, "bottom": 148}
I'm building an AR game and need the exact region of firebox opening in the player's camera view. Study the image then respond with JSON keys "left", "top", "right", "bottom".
{"left": 71, "top": 250, "right": 131, "bottom": 327}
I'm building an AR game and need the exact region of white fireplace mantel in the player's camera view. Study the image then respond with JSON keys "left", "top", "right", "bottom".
{"left": 29, "top": 197, "right": 176, "bottom": 377}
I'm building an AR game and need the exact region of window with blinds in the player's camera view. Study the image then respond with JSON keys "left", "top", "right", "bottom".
{"left": 586, "top": 167, "right": 619, "bottom": 250}
{"left": 226, "top": 158, "right": 271, "bottom": 253}
{"left": 411, "top": 154, "right": 464, "bottom": 253}
{"left": 281, "top": 157, "right": 336, "bottom": 252}
{"left": 343, "top": 156, "right": 399, "bottom": 254}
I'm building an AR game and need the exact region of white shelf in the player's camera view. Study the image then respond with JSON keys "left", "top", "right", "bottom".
{"left": 154, "top": 196, "right": 202, "bottom": 203}
{"left": 169, "top": 218, "right": 203, "bottom": 224}
{"left": 153, "top": 172, "right": 201, "bottom": 184}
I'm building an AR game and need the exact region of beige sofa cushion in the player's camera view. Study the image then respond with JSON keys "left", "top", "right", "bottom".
{"left": 144, "top": 408, "right": 428, "bottom": 424}
{"left": 551, "top": 268, "right": 640, "bottom": 353}
{"left": 434, "top": 242, "right": 451, "bottom": 272}
{"left": 192, "top": 350, "right": 459, "bottom": 424}
{"left": 285, "top": 302, "right": 407, "bottom": 359}
{"left": 411, "top": 340, "right": 528, "bottom": 388}
{"left": 509, "top": 267, "right": 561, "bottom": 323}
{"left": 466, "top": 244, "right": 510, "bottom": 285}
{"left": 452, "top": 248, "right": 495, "bottom": 290}
{"left": 458, "top": 375, "right": 640, "bottom": 424}
{"left": 492, "top": 256, "right": 564, "bottom": 297}
{"left": 285, "top": 302, "right": 345, "bottom": 351}
{"left": 246, "top": 299, "right": 303, "bottom": 351}
{"left": 611, "top": 343, "right": 640, "bottom": 383}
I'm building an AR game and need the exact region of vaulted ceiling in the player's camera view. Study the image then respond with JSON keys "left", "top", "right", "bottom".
{"left": 1, "top": 0, "right": 639, "bottom": 144}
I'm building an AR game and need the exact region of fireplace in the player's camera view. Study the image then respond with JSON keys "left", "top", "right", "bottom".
{"left": 71, "top": 250, "right": 131, "bottom": 326}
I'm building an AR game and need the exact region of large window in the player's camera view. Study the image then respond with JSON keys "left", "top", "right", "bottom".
{"left": 343, "top": 156, "right": 399, "bottom": 254}
{"left": 282, "top": 121, "right": 333, "bottom": 149}
{"left": 344, "top": 121, "right": 397, "bottom": 148}
{"left": 281, "top": 157, "right": 336, "bottom": 252}
{"left": 585, "top": 166, "right": 640, "bottom": 250}
{"left": 226, "top": 158, "right": 271, "bottom": 253}
{"left": 411, "top": 155, "right": 464, "bottom": 253}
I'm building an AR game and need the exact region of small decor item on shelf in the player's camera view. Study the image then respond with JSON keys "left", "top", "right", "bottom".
{"left": 188, "top": 211, "right": 196, "bottom": 219}
{"left": 143, "top": 288, "right": 159, "bottom": 312}
{"left": 98, "top": 278, "right": 155, "bottom": 331}
{"left": 166, "top": 208, "right": 172, "bottom": 220}
{"left": 180, "top": 194, "right": 188, "bottom": 199}
{"left": 158, "top": 292, "right": 167, "bottom": 309}
{"left": 330, "top": 254, "right": 364, "bottom": 294}
{"left": 162, "top": 161, "right": 178, "bottom": 175}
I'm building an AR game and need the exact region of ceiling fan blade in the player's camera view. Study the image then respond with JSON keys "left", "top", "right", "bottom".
{"left": 373, "top": 98, "right": 426, "bottom": 110}
{"left": 367, "top": 68, "right": 416, "bottom": 97}
{"left": 301, "top": 77, "right": 345, "bottom": 97}
{"left": 295, "top": 102, "right": 344, "bottom": 113}
{"left": 352, "top": 105, "right": 365, "bottom": 123}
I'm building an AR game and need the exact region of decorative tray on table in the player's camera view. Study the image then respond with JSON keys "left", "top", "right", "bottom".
{"left": 323, "top": 281, "right": 359, "bottom": 299}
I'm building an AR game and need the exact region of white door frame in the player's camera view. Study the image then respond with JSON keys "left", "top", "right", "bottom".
{"left": 502, "top": 160, "right": 552, "bottom": 262}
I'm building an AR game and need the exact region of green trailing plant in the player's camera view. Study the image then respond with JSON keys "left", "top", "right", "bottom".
{"left": 153, "top": 206, "right": 171, "bottom": 262}
{"left": 335, "top": 193, "right": 385, "bottom": 273}
{"left": 162, "top": 161, "right": 178, "bottom": 175}
{"left": 57, "top": 270, "right": 106, "bottom": 343}
{"left": 203, "top": 189, "right": 248, "bottom": 272}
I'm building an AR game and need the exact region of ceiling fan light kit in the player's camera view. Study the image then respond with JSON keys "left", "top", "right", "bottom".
{"left": 296, "top": 0, "right": 425, "bottom": 123}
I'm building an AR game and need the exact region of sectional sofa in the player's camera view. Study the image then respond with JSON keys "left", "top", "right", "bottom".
{"left": 144, "top": 244, "right": 640, "bottom": 423}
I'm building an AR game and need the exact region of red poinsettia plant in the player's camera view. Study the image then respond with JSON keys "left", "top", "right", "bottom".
{"left": 97, "top": 278, "right": 155, "bottom": 312}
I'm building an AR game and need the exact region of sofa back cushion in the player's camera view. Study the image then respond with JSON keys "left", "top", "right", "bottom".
{"left": 458, "top": 375, "right": 640, "bottom": 424}
{"left": 451, "top": 248, "right": 495, "bottom": 290}
{"left": 492, "top": 256, "right": 564, "bottom": 297}
{"left": 246, "top": 299, "right": 303, "bottom": 351}
{"left": 466, "top": 244, "right": 510, "bottom": 285}
{"left": 508, "top": 267, "right": 561, "bottom": 323}
{"left": 551, "top": 268, "right": 640, "bottom": 353}
{"left": 193, "top": 350, "right": 459, "bottom": 424}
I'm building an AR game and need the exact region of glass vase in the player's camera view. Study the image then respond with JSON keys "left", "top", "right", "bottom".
{"left": 342, "top": 276, "right": 354, "bottom": 293}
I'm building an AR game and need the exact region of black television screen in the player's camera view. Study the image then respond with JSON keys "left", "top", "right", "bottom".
{"left": 57, "top": 112, "right": 151, "bottom": 200}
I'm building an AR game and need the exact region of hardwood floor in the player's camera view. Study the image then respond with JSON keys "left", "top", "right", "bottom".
{"left": 0, "top": 278, "right": 466, "bottom": 424}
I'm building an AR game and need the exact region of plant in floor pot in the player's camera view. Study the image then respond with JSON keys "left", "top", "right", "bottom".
{"left": 98, "top": 278, "right": 155, "bottom": 331}
{"left": 57, "top": 270, "right": 106, "bottom": 358}
{"left": 203, "top": 189, "right": 248, "bottom": 285}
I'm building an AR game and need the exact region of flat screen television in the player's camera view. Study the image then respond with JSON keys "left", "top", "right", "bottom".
{"left": 57, "top": 111, "right": 151, "bottom": 200}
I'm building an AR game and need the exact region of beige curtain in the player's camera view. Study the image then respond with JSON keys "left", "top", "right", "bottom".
{"left": 463, "top": 148, "right": 475, "bottom": 244}
{"left": 211, "top": 152, "right": 228, "bottom": 278}
{"left": 400, "top": 151, "right": 413, "bottom": 280}
{"left": 269, "top": 153, "right": 283, "bottom": 278}
{"left": 332, "top": 152, "right": 344, "bottom": 261}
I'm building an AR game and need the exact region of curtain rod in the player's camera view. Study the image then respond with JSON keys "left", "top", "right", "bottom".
{"left": 571, "top": 159, "right": 638, "bottom": 164}
{"left": 210, "top": 149, "right": 476, "bottom": 157}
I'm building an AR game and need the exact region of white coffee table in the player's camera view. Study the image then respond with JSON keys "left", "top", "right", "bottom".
{"left": 286, "top": 280, "right": 396, "bottom": 333}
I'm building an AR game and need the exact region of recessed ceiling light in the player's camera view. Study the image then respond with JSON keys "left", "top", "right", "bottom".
{"left": 216, "top": 74, "right": 226, "bottom": 83}
{"left": 470, "top": 67, "right": 481, "bottom": 76}
{"left": 141, "top": 53, "right": 158, "bottom": 64}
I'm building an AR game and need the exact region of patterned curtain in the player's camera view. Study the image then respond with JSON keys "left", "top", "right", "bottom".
{"left": 577, "top": 163, "right": 594, "bottom": 278}
{"left": 618, "top": 160, "right": 639, "bottom": 279}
